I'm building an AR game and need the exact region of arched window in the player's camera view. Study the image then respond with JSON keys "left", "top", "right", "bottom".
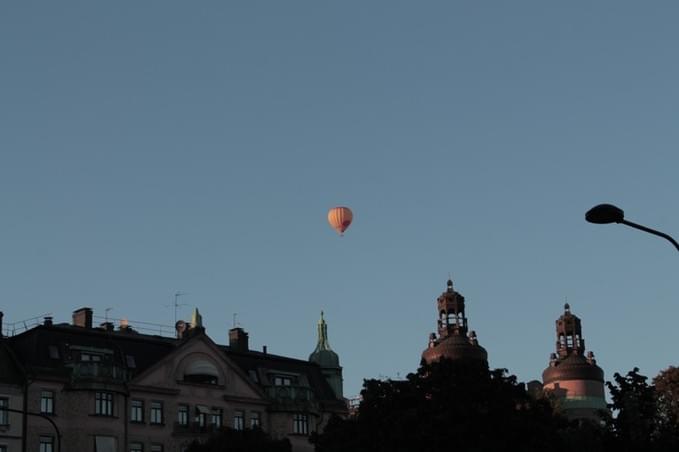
{"left": 184, "top": 359, "right": 220, "bottom": 385}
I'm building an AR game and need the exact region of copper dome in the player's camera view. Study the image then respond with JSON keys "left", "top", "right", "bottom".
{"left": 542, "top": 353, "right": 604, "bottom": 384}
{"left": 421, "top": 334, "right": 488, "bottom": 365}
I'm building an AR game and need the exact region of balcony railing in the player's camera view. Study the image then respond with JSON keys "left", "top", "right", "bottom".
{"left": 264, "top": 385, "right": 313, "bottom": 403}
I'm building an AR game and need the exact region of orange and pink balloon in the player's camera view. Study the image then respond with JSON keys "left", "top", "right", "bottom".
{"left": 327, "top": 206, "right": 353, "bottom": 236}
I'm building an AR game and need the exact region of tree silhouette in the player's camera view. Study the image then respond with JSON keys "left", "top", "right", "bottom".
{"left": 312, "top": 359, "right": 572, "bottom": 452}
{"left": 605, "top": 367, "right": 679, "bottom": 451}
{"left": 654, "top": 366, "right": 679, "bottom": 434}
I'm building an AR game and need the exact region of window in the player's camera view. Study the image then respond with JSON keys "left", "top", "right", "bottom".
{"left": 210, "top": 408, "right": 223, "bottom": 428}
{"left": 293, "top": 413, "right": 309, "bottom": 435}
{"left": 233, "top": 410, "right": 244, "bottom": 430}
{"left": 94, "top": 436, "right": 117, "bottom": 452}
{"left": 40, "top": 436, "right": 54, "bottom": 452}
{"left": 150, "top": 401, "right": 163, "bottom": 425}
{"left": 196, "top": 405, "right": 209, "bottom": 427}
{"left": 0, "top": 398, "right": 8, "bottom": 425}
{"left": 183, "top": 360, "right": 219, "bottom": 385}
{"left": 250, "top": 411, "right": 261, "bottom": 428}
{"left": 130, "top": 443, "right": 143, "bottom": 452}
{"left": 40, "top": 391, "right": 55, "bottom": 414}
{"left": 95, "top": 392, "right": 114, "bottom": 416}
{"left": 150, "top": 444, "right": 163, "bottom": 452}
{"left": 81, "top": 352, "right": 103, "bottom": 362}
{"left": 130, "top": 400, "right": 144, "bottom": 423}
{"left": 0, "top": 445, "right": 7, "bottom": 452}
{"left": 177, "top": 404, "right": 189, "bottom": 426}
{"left": 273, "top": 376, "right": 292, "bottom": 386}
{"left": 48, "top": 345, "right": 60, "bottom": 359}
{"left": 126, "top": 355, "right": 137, "bottom": 369}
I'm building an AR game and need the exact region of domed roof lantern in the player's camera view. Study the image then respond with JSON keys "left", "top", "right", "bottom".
{"left": 421, "top": 280, "right": 488, "bottom": 366}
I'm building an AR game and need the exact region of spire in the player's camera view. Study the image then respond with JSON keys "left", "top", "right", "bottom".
{"left": 191, "top": 307, "right": 203, "bottom": 329}
{"left": 309, "top": 311, "right": 339, "bottom": 366}
{"left": 315, "top": 311, "right": 332, "bottom": 352}
{"left": 308, "top": 311, "right": 343, "bottom": 399}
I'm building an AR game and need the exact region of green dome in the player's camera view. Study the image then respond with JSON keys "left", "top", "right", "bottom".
{"left": 308, "top": 311, "right": 341, "bottom": 369}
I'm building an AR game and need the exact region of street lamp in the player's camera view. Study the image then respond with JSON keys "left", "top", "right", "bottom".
{"left": 585, "top": 203, "right": 679, "bottom": 252}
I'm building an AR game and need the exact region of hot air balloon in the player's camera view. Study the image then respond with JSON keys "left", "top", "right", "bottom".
{"left": 327, "top": 206, "right": 353, "bottom": 236}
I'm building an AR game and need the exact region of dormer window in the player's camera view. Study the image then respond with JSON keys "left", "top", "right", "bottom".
{"left": 80, "top": 352, "right": 102, "bottom": 362}
{"left": 273, "top": 375, "right": 293, "bottom": 386}
{"left": 48, "top": 346, "right": 60, "bottom": 359}
{"left": 183, "top": 359, "right": 219, "bottom": 385}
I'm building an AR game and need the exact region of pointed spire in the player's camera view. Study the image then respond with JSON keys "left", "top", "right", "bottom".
{"left": 191, "top": 307, "right": 203, "bottom": 329}
{"left": 315, "top": 311, "right": 332, "bottom": 352}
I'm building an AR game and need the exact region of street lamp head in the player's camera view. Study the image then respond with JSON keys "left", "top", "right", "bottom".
{"left": 585, "top": 203, "right": 625, "bottom": 224}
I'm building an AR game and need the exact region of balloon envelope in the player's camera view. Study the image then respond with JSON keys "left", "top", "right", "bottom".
{"left": 327, "top": 207, "right": 353, "bottom": 235}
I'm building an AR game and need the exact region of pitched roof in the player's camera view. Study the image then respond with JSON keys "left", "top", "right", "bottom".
{"left": 3, "top": 323, "right": 346, "bottom": 411}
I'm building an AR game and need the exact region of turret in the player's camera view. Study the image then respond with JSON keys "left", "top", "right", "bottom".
{"left": 542, "top": 304, "right": 606, "bottom": 420}
{"left": 309, "top": 312, "right": 343, "bottom": 399}
{"left": 421, "top": 280, "right": 487, "bottom": 366}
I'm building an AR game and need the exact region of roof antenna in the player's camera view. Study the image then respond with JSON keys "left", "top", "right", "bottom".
{"left": 233, "top": 313, "right": 240, "bottom": 328}
{"left": 165, "top": 292, "right": 188, "bottom": 325}
{"left": 105, "top": 308, "right": 113, "bottom": 324}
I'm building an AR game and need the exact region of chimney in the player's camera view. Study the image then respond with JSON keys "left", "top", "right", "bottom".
{"left": 72, "top": 307, "right": 93, "bottom": 328}
{"left": 44, "top": 316, "right": 53, "bottom": 326}
{"left": 100, "top": 322, "right": 114, "bottom": 332}
{"left": 262, "top": 345, "right": 267, "bottom": 354}
{"left": 229, "top": 327, "right": 249, "bottom": 352}
{"left": 0, "top": 311, "right": 4, "bottom": 337}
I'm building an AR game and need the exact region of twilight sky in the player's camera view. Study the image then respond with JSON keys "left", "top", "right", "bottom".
{"left": 1, "top": 2, "right": 678, "bottom": 398}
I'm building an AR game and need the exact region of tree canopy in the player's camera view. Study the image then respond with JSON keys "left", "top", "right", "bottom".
{"left": 312, "top": 361, "right": 679, "bottom": 452}
{"left": 312, "top": 359, "right": 570, "bottom": 452}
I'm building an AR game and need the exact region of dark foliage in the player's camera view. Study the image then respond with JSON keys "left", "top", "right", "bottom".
{"left": 313, "top": 362, "right": 679, "bottom": 452}
{"left": 312, "top": 359, "right": 573, "bottom": 452}
{"left": 603, "top": 367, "right": 679, "bottom": 451}
{"left": 185, "top": 427, "right": 291, "bottom": 452}
{"left": 654, "top": 366, "right": 679, "bottom": 436}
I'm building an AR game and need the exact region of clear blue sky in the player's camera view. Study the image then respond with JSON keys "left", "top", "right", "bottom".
{"left": 1, "top": 2, "right": 678, "bottom": 397}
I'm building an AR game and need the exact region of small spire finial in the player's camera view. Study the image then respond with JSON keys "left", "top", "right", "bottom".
{"left": 191, "top": 307, "right": 203, "bottom": 329}
{"left": 314, "top": 310, "right": 331, "bottom": 351}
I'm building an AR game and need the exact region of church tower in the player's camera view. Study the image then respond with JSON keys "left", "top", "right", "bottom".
{"left": 421, "top": 280, "right": 488, "bottom": 366}
{"left": 309, "top": 312, "right": 343, "bottom": 399}
{"left": 542, "top": 304, "right": 606, "bottom": 420}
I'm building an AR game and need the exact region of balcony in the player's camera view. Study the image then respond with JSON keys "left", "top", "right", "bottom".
{"left": 69, "top": 362, "right": 130, "bottom": 388}
{"left": 264, "top": 385, "right": 318, "bottom": 411}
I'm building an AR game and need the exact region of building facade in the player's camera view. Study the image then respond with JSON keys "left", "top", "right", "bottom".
{"left": 0, "top": 308, "right": 346, "bottom": 452}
